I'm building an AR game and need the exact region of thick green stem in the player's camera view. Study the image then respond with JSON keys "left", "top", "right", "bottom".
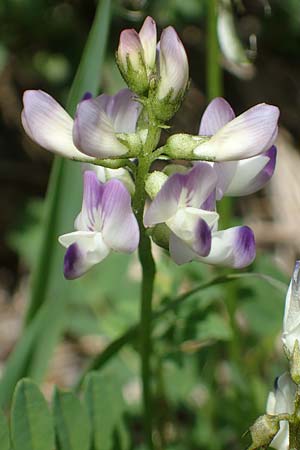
{"left": 133, "top": 117, "right": 160, "bottom": 449}
{"left": 139, "top": 231, "right": 156, "bottom": 449}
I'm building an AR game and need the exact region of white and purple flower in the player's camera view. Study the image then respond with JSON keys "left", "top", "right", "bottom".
{"left": 59, "top": 171, "right": 139, "bottom": 279}
{"left": 282, "top": 260, "right": 300, "bottom": 355}
{"left": 21, "top": 88, "right": 141, "bottom": 160}
{"left": 195, "top": 97, "right": 279, "bottom": 165}
{"left": 266, "top": 372, "right": 296, "bottom": 450}
{"left": 144, "top": 164, "right": 256, "bottom": 267}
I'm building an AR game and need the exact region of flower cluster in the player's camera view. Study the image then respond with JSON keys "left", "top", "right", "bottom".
{"left": 21, "top": 16, "right": 279, "bottom": 279}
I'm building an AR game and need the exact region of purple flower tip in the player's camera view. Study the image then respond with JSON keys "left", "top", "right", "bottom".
{"left": 64, "top": 243, "right": 81, "bottom": 280}
{"left": 194, "top": 218, "right": 211, "bottom": 257}
{"left": 263, "top": 145, "right": 277, "bottom": 178}
{"left": 235, "top": 226, "right": 256, "bottom": 268}
{"left": 81, "top": 92, "right": 93, "bottom": 101}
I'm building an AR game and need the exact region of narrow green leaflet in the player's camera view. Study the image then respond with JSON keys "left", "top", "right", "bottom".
{"left": 0, "top": 0, "right": 112, "bottom": 407}
{"left": 84, "top": 371, "right": 128, "bottom": 450}
{"left": 0, "top": 409, "right": 10, "bottom": 450}
{"left": 11, "top": 379, "right": 55, "bottom": 450}
{"left": 53, "top": 389, "right": 91, "bottom": 450}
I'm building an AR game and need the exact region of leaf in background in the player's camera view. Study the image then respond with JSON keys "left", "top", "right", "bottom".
{"left": 0, "top": 0, "right": 112, "bottom": 407}
{"left": 194, "top": 313, "right": 232, "bottom": 342}
{"left": 0, "top": 409, "right": 10, "bottom": 450}
{"left": 84, "top": 371, "right": 128, "bottom": 450}
{"left": 11, "top": 379, "right": 55, "bottom": 450}
{"left": 53, "top": 389, "right": 91, "bottom": 450}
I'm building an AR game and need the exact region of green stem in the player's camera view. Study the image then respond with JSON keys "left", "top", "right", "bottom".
{"left": 206, "top": 0, "right": 222, "bottom": 101}
{"left": 133, "top": 116, "right": 160, "bottom": 449}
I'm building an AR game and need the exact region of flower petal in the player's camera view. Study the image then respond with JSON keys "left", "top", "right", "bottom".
{"left": 158, "top": 26, "right": 189, "bottom": 100}
{"left": 73, "top": 93, "right": 130, "bottom": 158}
{"left": 196, "top": 226, "right": 255, "bottom": 268}
{"left": 75, "top": 171, "right": 104, "bottom": 231}
{"left": 144, "top": 164, "right": 217, "bottom": 226}
{"left": 167, "top": 208, "right": 216, "bottom": 256}
{"left": 199, "top": 97, "right": 235, "bottom": 135}
{"left": 139, "top": 16, "right": 157, "bottom": 70}
{"left": 22, "top": 90, "right": 91, "bottom": 160}
{"left": 194, "top": 103, "right": 279, "bottom": 161}
{"left": 59, "top": 231, "right": 110, "bottom": 279}
{"left": 101, "top": 179, "right": 139, "bottom": 253}
{"left": 282, "top": 260, "right": 300, "bottom": 354}
{"left": 106, "top": 89, "right": 141, "bottom": 133}
{"left": 267, "top": 373, "right": 296, "bottom": 450}
{"left": 169, "top": 232, "right": 197, "bottom": 265}
{"left": 225, "top": 146, "right": 277, "bottom": 196}
{"left": 210, "top": 161, "right": 237, "bottom": 200}
{"left": 117, "top": 29, "right": 143, "bottom": 71}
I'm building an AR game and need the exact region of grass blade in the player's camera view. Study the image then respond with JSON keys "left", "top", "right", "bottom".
{"left": 0, "top": 0, "right": 112, "bottom": 408}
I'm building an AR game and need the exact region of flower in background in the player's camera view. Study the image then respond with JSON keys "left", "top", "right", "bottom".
{"left": 282, "top": 260, "right": 300, "bottom": 355}
{"left": 195, "top": 97, "right": 279, "bottom": 164}
{"left": 22, "top": 88, "right": 141, "bottom": 160}
{"left": 59, "top": 171, "right": 139, "bottom": 279}
{"left": 144, "top": 164, "right": 255, "bottom": 267}
{"left": 266, "top": 372, "right": 296, "bottom": 450}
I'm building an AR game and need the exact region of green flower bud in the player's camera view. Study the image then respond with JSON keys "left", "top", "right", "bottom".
{"left": 249, "top": 414, "right": 280, "bottom": 450}
{"left": 145, "top": 171, "right": 168, "bottom": 199}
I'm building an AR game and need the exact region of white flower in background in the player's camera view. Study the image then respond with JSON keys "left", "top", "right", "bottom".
{"left": 144, "top": 164, "right": 255, "bottom": 267}
{"left": 194, "top": 97, "right": 279, "bottom": 164}
{"left": 22, "top": 89, "right": 141, "bottom": 159}
{"left": 59, "top": 171, "right": 139, "bottom": 279}
{"left": 282, "top": 260, "right": 300, "bottom": 355}
{"left": 266, "top": 372, "right": 296, "bottom": 450}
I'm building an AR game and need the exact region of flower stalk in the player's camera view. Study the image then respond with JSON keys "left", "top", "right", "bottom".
{"left": 133, "top": 111, "right": 161, "bottom": 449}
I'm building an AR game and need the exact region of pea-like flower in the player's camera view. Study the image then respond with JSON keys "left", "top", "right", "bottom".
{"left": 266, "top": 372, "right": 296, "bottom": 450}
{"left": 282, "top": 260, "right": 300, "bottom": 355}
{"left": 59, "top": 171, "right": 139, "bottom": 279}
{"left": 144, "top": 164, "right": 255, "bottom": 267}
{"left": 195, "top": 97, "right": 279, "bottom": 164}
{"left": 21, "top": 88, "right": 141, "bottom": 160}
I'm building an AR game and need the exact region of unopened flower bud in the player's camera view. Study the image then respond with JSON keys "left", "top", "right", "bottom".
{"left": 145, "top": 171, "right": 168, "bottom": 199}
{"left": 152, "top": 27, "right": 189, "bottom": 121}
{"left": 117, "top": 17, "right": 157, "bottom": 95}
{"left": 282, "top": 261, "right": 300, "bottom": 357}
{"left": 165, "top": 134, "right": 209, "bottom": 160}
{"left": 249, "top": 414, "right": 280, "bottom": 450}
{"left": 291, "top": 340, "right": 300, "bottom": 385}
{"left": 150, "top": 224, "right": 170, "bottom": 250}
